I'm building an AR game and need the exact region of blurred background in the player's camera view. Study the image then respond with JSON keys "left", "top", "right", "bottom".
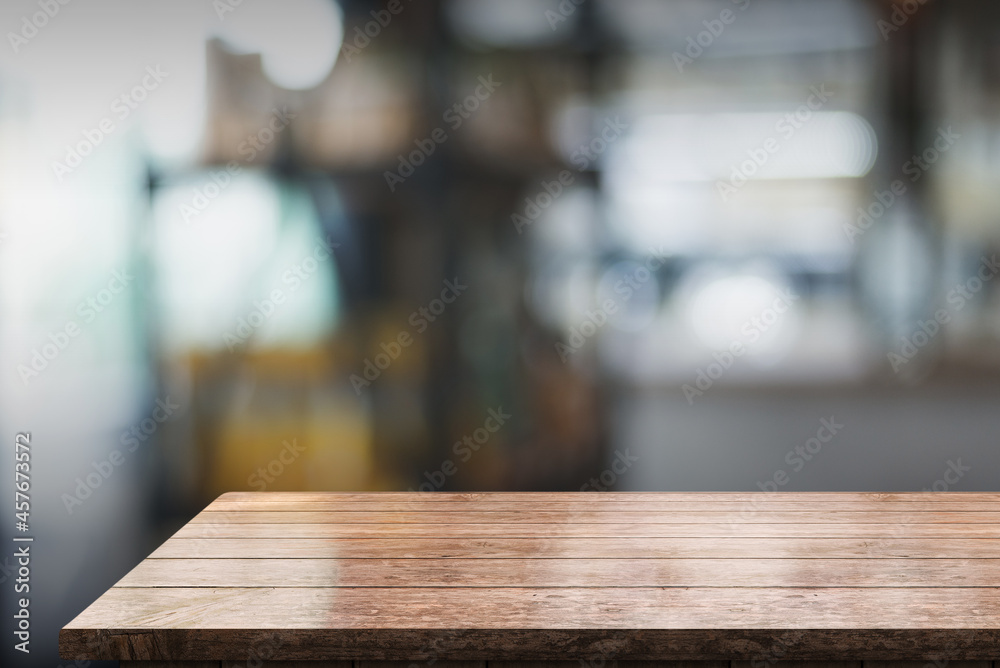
{"left": 1, "top": 0, "right": 1000, "bottom": 665}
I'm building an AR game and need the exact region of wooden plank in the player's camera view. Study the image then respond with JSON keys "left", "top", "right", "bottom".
{"left": 61, "top": 493, "right": 1000, "bottom": 663}
{"left": 222, "top": 663, "right": 352, "bottom": 668}
{"left": 190, "top": 511, "right": 1000, "bottom": 524}
{"left": 359, "top": 663, "right": 484, "bottom": 668}
{"left": 114, "top": 558, "right": 1000, "bottom": 588}
{"left": 213, "top": 491, "right": 1000, "bottom": 503}
{"left": 62, "top": 586, "right": 1000, "bottom": 630}
{"left": 206, "top": 499, "right": 1000, "bottom": 513}
{"left": 493, "top": 663, "right": 730, "bottom": 668}
{"left": 148, "top": 537, "right": 1000, "bottom": 560}
{"left": 864, "top": 663, "right": 991, "bottom": 668}
{"left": 60, "top": 587, "right": 999, "bottom": 659}
{"left": 173, "top": 523, "right": 1000, "bottom": 539}
{"left": 121, "top": 663, "right": 220, "bottom": 668}
{"left": 733, "top": 663, "right": 862, "bottom": 668}
{"left": 63, "top": 625, "right": 998, "bottom": 662}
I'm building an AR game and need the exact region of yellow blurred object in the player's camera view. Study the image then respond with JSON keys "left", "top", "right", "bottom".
{"left": 211, "top": 401, "right": 373, "bottom": 494}
{"left": 190, "top": 348, "right": 375, "bottom": 495}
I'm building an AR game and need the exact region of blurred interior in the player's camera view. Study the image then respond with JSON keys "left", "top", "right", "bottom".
{"left": 2, "top": 0, "right": 1000, "bottom": 665}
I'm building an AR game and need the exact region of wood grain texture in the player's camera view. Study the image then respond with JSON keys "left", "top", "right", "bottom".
{"left": 732, "top": 663, "right": 863, "bottom": 668}
{"left": 60, "top": 492, "right": 1000, "bottom": 662}
{"left": 210, "top": 491, "right": 1000, "bottom": 503}
{"left": 114, "top": 663, "right": 996, "bottom": 668}
{"left": 115, "top": 663, "right": 1000, "bottom": 668}
{"left": 174, "top": 522, "right": 1000, "bottom": 538}
{"left": 115, "top": 558, "right": 1000, "bottom": 588}
{"left": 190, "top": 511, "right": 1000, "bottom": 524}
{"left": 204, "top": 496, "right": 1000, "bottom": 515}
{"left": 61, "top": 586, "right": 1000, "bottom": 628}
{"left": 491, "top": 663, "right": 731, "bottom": 668}
{"left": 223, "top": 662, "right": 352, "bottom": 668}
{"left": 58, "top": 625, "right": 1000, "bottom": 662}
{"left": 121, "top": 663, "right": 221, "bottom": 668}
{"left": 207, "top": 499, "right": 1000, "bottom": 511}
{"left": 358, "top": 663, "right": 485, "bottom": 668}
{"left": 148, "top": 537, "right": 1000, "bottom": 560}
{"left": 862, "top": 663, "right": 992, "bottom": 668}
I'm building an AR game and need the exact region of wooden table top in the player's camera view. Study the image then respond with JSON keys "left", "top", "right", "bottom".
{"left": 60, "top": 492, "right": 1000, "bottom": 662}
